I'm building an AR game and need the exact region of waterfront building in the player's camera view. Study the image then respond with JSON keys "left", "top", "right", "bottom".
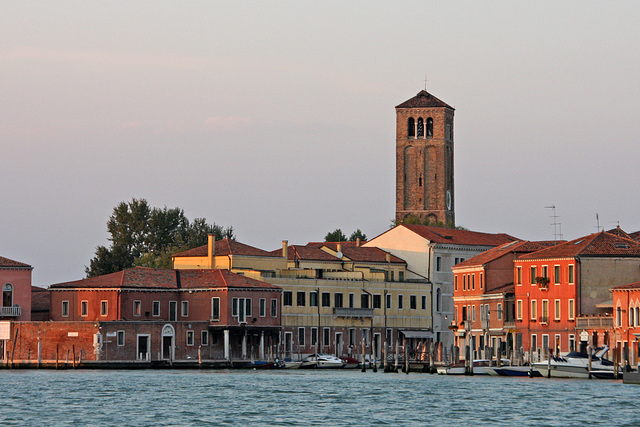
{"left": 611, "top": 281, "right": 640, "bottom": 366}
{"left": 451, "top": 240, "right": 560, "bottom": 360}
{"left": 173, "top": 237, "right": 431, "bottom": 361}
{"left": 514, "top": 230, "right": 640, "bottom": 356}
{"left": 364, "top": 224, "right": 517, "bottom": 351}
{"left": 43, "top": 267, "right": 281, "bottom": 362}
{"left": 395, "top": 90, "right": 455, "bottom": 226}
{"left": 0, "top": 256, "right": 32, "bottom": 322}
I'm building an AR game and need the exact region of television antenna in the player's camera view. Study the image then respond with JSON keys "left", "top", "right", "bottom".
{"left": 545, "top": 205, "right": 563, "bottom": 241}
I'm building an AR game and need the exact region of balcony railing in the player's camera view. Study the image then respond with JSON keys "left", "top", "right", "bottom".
{"left": 576, "top": 316, "right": 613, "bottom": 329}
{"left": 0, "top": 306, "right": 21, "bottom": 317}
{"left": 333, "top": 307, "right": 374, "bottom": 318}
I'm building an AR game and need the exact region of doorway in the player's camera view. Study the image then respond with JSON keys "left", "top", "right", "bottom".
{"left": 161, "top": 324, "right": 175, "bottom": 360}
{"left": 137, "top": 335, "right": 150, "bottom": 361}
{"left": 335, "top": 332, "right": 344, "bottom": 357}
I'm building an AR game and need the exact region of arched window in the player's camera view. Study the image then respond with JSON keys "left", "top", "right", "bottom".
{"left": 617, "top": 305, "right": 622, "bottom": 327}
{"left": 2, "top": 284, "right": 12, "bottom": 307}
{"left": 426, "top": 118, "right": 434, "bottom": 137}
{"left": 407, "top": 118, "right": 415, "bottom": 137}
{"left": 636, "top": 306, "right": 640, "bottom": 327}
{"left": 418, "top": 177, "right": 422, "bottom": 187}
{"left": 417, "top": 118, "right": 424, "bottom": 137}
{"left": 630, "top": 303, "right": 635, "bottom": 327}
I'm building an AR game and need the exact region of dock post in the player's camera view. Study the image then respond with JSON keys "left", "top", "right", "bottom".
{"left": 546, "top": 347, "right": 551, "bottom": 379}
{"left": 56, "top": 344, "right": 59, "bottom": 370}
{"left": 588, "top": 346, "right": 592, "bottom": 379}
{"left": 394, "top": 340, "right": 399, "bottom": 372}
{"left": 373, "top": 339, "right": 377, "bottom": 372}
{"left": 383, "top": 339, "right": 388, "bottom": 372}
{"left": 72, "top": 345, "right": 76, "bottom": 369}
{"left": 404, "top": 344, "right": 409, "bottom": 374}
{"left": 361, "top": 337, "right": 366, "bottom": 372}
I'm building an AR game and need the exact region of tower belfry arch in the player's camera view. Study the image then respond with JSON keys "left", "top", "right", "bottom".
{"left": 395, "top": 90, "right": 455, "bottom": 225}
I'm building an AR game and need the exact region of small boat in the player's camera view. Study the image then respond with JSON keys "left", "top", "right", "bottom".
{"left": 340, "top": 356, "right": 360, "bottom": 369}
{"left": 300, "top": 353, "right": 346, "bottom": 369}
{"left": 437, "top": 359, "right": 493, "bottom": 375}
{"left": 486, "top": 365, "right": 540, "bottom": 377}
{"left": 281, "top": 360, "right": 303, "bottom": 369}
{"left": 532, "top": 346, "right": 616, "bottom": 379}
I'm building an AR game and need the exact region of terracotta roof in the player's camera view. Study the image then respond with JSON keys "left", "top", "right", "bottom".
{"left": 612, "top": 281, "right": 640, "bottom": 290}
{"left": 49, "top": 267, "right": 279, "bottom": 290}
{"left": 400, "top": 224, "right": 518, "bottom": 247}
{"left": 606, "top": 227, "right": 631, "bottom": 239}
{"left": 274, "top": 243, "right": 405, "bottom": 264}
{"left": 337, "top": 246, "right": 405, "bottom": 264}
{"left": 31, "top": 286, "right": 50, "bottom": 312}
{"left": 629, "top": 231, "right": 640, "bottom": 241}
{"left": 485, "top": 283, "right": 515, "bottom": 295}
{"left": 453, "top": 240, "right": 562, "bottom": 269}
{"left": 0, "top": 256, "right": 31, "bottom": 269}
{"left": 518, "top": 231, "right": 640, "bottom": 260}
{"left": 396, "top": 90, "right": 454, "bottom": 110}
{"left": 172, "top": 239, "right": 281, "bottom": 258}
{"left": 277, "top": 245, "right": 338, "bottom": 262}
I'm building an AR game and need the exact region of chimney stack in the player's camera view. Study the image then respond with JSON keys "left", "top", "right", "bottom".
{"left": 356, "top": 237, "right": 361, "bottom": 247}
{"left": 208, "top": 234, "right": 215, "bottom": 269}
{"left": 282, "top": 240, "right": 288, "bottom": 259}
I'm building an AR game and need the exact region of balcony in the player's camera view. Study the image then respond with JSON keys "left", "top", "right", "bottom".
{"left": 0, "top": 306, "right": 21, "bottom": 317}
{"left": 576, "top": 316, "right": 613, "bottom": 329}
{"left": 539, "top": 316, "right": 549, "bottom": 325}
{"left": 333, "top": 307, "right": 374, "bottom": 318}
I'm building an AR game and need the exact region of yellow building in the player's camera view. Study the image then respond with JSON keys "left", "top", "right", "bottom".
{"left": 173, "top": 237, "right": 432, "bottom": 360}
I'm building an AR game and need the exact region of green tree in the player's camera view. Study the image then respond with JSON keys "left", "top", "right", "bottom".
{"left": 324, "top": 229, "right": 348, "bottom": 242}
{"left": 86, "top": 198, "right": 234, "bottom": 277}
{"left": 391, "top": 216, "right": 467, "bottom": 230}
{"left": 348, "top": 229, "right": 367, "bottom": 241}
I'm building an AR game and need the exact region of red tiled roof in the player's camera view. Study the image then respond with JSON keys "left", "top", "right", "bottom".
{"left": 400, "top": 224, "right": 518, "bottom": 247}
{"left": 629, "top": 231, "right": 640, "bottom": 241}
{"left": 49, "top": 267, "right": 279, "bottom": 290}
{"left": 606, "top": 227, "right": 631, "bottom": 239}
{"left": 172, "top": 239, "right": 282, "bottom": 258}
{"left": 485, "top": 283, "right": 515, "bottom": 295}
{"left": 611, "top": 281, "right": 640, "bottom": 290}
{"left": 453, "top": 240, "right": 562, "bottom": 269}
{"left": 518, "top": 231, "right": 640, "bottom": 260}
{"left": 278, "top": 245, "right": 338, "bottom": 262}
{"left": 396, "top": 90, "right": 454, "bottom": 110}
{"left": 0, "top": 256, "right": 31, "bottom": 269}
{"left": 273, "top": 243, "right": 405, "bottom": 264}
{"left": 31, "top": 286, "right": 50, "bottom": 312}
{"left": 338, "top": 246, "right": 405, "bottom": 264}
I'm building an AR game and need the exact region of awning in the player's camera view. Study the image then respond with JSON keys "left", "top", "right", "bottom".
{"left": 400, "top": 330, "right": 434, "bottom": 339}
{"left": 596, "top": 300, "right": 613, "bottom": 309}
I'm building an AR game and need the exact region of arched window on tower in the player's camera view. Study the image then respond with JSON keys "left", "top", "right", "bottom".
{"left": 407, "top": 118, "right": 415, "bottom": 138}
{"left": 419, "top": 177, "right": 422, "bottom": 187}
{"left": 426, "top": 118, "right": 433, "bottom": 137}
{"left": 417, "top": 118, "right": 424, "bottom": 137}
{"left": 2, "top": 283, "right": 13, "bottom": 307}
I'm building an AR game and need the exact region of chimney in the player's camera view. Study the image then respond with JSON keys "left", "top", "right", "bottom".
{"left": 208, "top": 234, "right": 215, "bottom": 269}
{"left": 386, "top": 252, "right": 391, "bottom": 263}
{"left": 356, "top": 237, "right": 361, "bottom": 247}
{"left": 337, "top": 243, "right": 342, "bottom": 254}
{"left": 282, "top": 240, "right": 288, "bottom": 259}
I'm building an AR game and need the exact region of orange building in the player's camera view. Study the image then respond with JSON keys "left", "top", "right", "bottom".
{"left": 514, "top": 231, "right": 640, "bottom": 357}
{"left": 611, "top": 282, "right": 640, "bottom": 366}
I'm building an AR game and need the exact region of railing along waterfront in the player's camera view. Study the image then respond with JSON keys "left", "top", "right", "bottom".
{"left": 0, "top": 306, "right": 21, "bottom": 317}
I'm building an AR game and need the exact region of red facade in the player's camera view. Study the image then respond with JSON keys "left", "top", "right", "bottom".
{"left": 0, "top": 256, "right": 33, "bottom": 321}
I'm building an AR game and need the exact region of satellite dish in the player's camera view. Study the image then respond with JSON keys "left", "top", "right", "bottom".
{"left": 336, "top": 251, "right": 343, "bottom": 258}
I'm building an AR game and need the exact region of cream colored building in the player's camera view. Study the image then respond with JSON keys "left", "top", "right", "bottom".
{"left": 173, "top": 237, "right": 432, "bottom": 360}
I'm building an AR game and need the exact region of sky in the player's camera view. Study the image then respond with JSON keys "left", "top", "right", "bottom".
{"left": 2, "top": 1, "right": 639, "bottom": 286}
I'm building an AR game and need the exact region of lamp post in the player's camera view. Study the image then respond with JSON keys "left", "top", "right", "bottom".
{"left": 362, "top": 289, "right": 376, "bottom": 371}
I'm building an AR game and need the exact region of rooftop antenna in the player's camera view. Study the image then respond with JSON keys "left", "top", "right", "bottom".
{"left": 545, "top": 205, "right": 563, "bottom": 241}
{"left": 595, "top": 213, "right": 601, "bottom": 232}
{"left": 424, "top": 75, "right": 428, "bottom": 91}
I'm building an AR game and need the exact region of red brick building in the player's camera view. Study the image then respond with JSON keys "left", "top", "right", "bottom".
{"left": 47, "top": 267, "right": 281, "bottom": 362}
{"left": 514, "top": 231, "right": 640, "bottom": 357}
{"left": 612, "top": 282, "right": 640, "bottom": 365}
{"left": 0, "top": 256, "right": 32, "bottom": 321}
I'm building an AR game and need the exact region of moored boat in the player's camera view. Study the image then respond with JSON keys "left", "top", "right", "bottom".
{"left": 300, "top": 353, "right": 346, "bottom": 369}
{"left": 532, "top": 346, "right": 616, "bottom": 379}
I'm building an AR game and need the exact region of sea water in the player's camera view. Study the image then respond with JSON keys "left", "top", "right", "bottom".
{"left": 0, "top": 369, "right": 637, "bottom": 426}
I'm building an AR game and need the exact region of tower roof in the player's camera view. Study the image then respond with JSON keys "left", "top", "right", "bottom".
{"left": 396, "top": 90, "right": 454, "bottom": 110}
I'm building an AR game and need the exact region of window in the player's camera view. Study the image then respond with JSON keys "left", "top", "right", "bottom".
{"left": 417, "top": 117, "right": 424, "bottom": 137}
{"left": 134, "top": 300, "right": 142, "bottom": 316}
{"left": 322, "top": 292, "right": 331, "bottom": 307}
{"left": 232, "top": 298, "right": 251, "bottom": 322}
{"left": 245, "top": 299, "right": 252, "bottom": 317}
{"left": 398, "top": 295, "right": 404, "bottom": 310}
{"left": 516, "top": 267, "right": 522, "bottom": 285}
{"left": 361, "top": 294, "right": 370, "bottom": 309}
{"left": 423, "top": 295, "right": 428, "bottom": 311}
{"left": 472, "top": 274, "right": 476, "bottom": 290}
{"left": 81, "top": 301, "right": 88, "bottom": 317}
{"left": 169, "top": 301, "right": 177, "bottom": 321}
{"left": 201, "top": 330, "right": 209, "bottom": 346}
{"left": 186, "top": 330, "right": 194, "bottom": 346}
{"left": 542, "top": 266, "right": 548, "bottom": 279}
{"left": 101, "top": 300, "right": 108, "bottom": 317}
{"left": 310, "top": 291, "right": 318, "bottom": 307}
{"left": 334, "top": 293, "right": 343, "bottom": 308}
{"left": 531, "top": 334, "right": 538, "bottom": 351}
{"left": 530, "top": 267, "right": 537, "bottom": 284}
{"left": 117, "top": 330, "right": 125, "bottom": 346}
{"left": 2, "top": 283, "right": 13, "bottom": 307}
{"left": 568, "top": 299, "right": 575, "bottom": 320}
{"left": 298, "top": 327, "right": 305, "bottom": 347}
{"left": 390, "top": 271, "right": 395, "bottom": 282}
{"left": 554, "top": 266, "right": 561, "bottom": 284}
{"left": 271, "top": 299, "right": 278, "bottom": 317}
{"left": 480, "top": 304, "right": 484, "bottom": 321}
{"left": 349, "top": 293, "right": 355, "bottom": 308}
{"left": 454, "top": 276, "right": 458, "bottom": 291}
{"left": 283, "top": 291, "right": 293, "bottom": 306}
{"left": 436, "top": 256, "right": 442, "bottom": 272}
{"left": 497, "top": 303, "right": 502, "bottom": 320}
{"left": 541, "top": 300, "right": 549, "bottom": 323}
{"left": 181, "top": 301, "right": 189, "bottom": 317}
{"left": 211, "top": 297, "right": 220, "bottom": 321}
{"left": 542, "top": 335, "right": 549, "bottom": 351}
{"left": 407, "top": 117, "right": 415, "bottom": 137}
{"left": 531, "top": 300, "right": 538, "bottom": 320}
{"left": 516, "top": 300, "right": 523, "bottom": 320}
{"left": 349, "top": 328, "right": 356, "bottom": 346}
{"left": 630, "top": 304, "right": 635, "bottom": 326}
{"left": 445, "top": 123, "right": 452, "bottom": 141}
{"left": 463, "top": 275, "right": 466, "bottom": 291}
{"left": 617, "top": 306, "right": 622, "bottom": 327}
{"left": 62, "top": 300, "right": 70, "bottom": 317}
{"left": 568, "top": 265, "right": 575, "bottom": 284}
{"left": 480, "top": 273, "right": 484, "bottom": 289}
{"left": 152, "top": 301, "right": 160, "bottom": 317}
{"left": 386, "top": 293, "right": 392, "bottom": 309}
{"left": 472, "top": 305, "right": 476, "bottom": 321}
{"left": 297, "top": 291, "right": 306, "bottom": 307}
{"left": 410, "top": 295, "right": 417, "bottom": 310}
{"left": 569, "top": 334, "right": 575, "bottom": 351}
{"left": 259, "top": 298, "right": 266, "bottom": 317}
{"left": 555, "top": 300, "right": 561, "bottom": 320}
{"left": 399, "top": 271, "right": 404, "bottom": 282}
{"left": 426, "top": 118, "right": 433, "bottom": 137}
{"left": 323, "top": 328, "right": 330, "bottom": 346}
{"left": 311, "top": 328, "right": 318, "bottom": 346}
{"left": 363, "top": 329, "right": 370, "bottom": 346}
{"left": 373, "top": 294, "right": 381, "bottom": 309}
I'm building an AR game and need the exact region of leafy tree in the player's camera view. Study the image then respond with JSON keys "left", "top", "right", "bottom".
{"left": 86, "top": 198, "right": 234, "bottom": 277}
{"left": 391, "top": 216, "right": 467, "bottom": 230}
{"left": 348, "top": 229, "right": 367, "bottom": 241}
{"left": 324, "top": 229, "right": 348, "bottom": 242}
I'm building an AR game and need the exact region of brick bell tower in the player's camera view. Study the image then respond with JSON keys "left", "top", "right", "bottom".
{"left": 395, "top": 90, "right": 455, "bottom": 225}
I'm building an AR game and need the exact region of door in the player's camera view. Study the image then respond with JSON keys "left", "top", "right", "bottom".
{"left": 161, "top": 324, "right": 175, "bottom": 360}
{"left": 373, "top": 333, "right": 381, "bottom": 359}
{"left": 284, "top": 332, "right": 293, "bottom": 358}
{"left": 335, "top": 333, "right": 344, "bottom": 357}
{"left": 137, "top": 335, "right": 150, "bottom": 361}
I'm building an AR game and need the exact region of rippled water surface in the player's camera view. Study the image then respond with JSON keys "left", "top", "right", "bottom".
{"left": 1, "top": 369, "right": 638, "bottom": 426}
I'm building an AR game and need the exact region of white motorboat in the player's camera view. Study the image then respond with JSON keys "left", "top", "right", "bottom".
{"left": 300, "top": 353, "right": 346, "bottom": 369}
{"left": 532, "top": 346, "right": 616, "bottom": 379}
{"left": 437, "top": 359, "right": 495, "bottom": 375}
